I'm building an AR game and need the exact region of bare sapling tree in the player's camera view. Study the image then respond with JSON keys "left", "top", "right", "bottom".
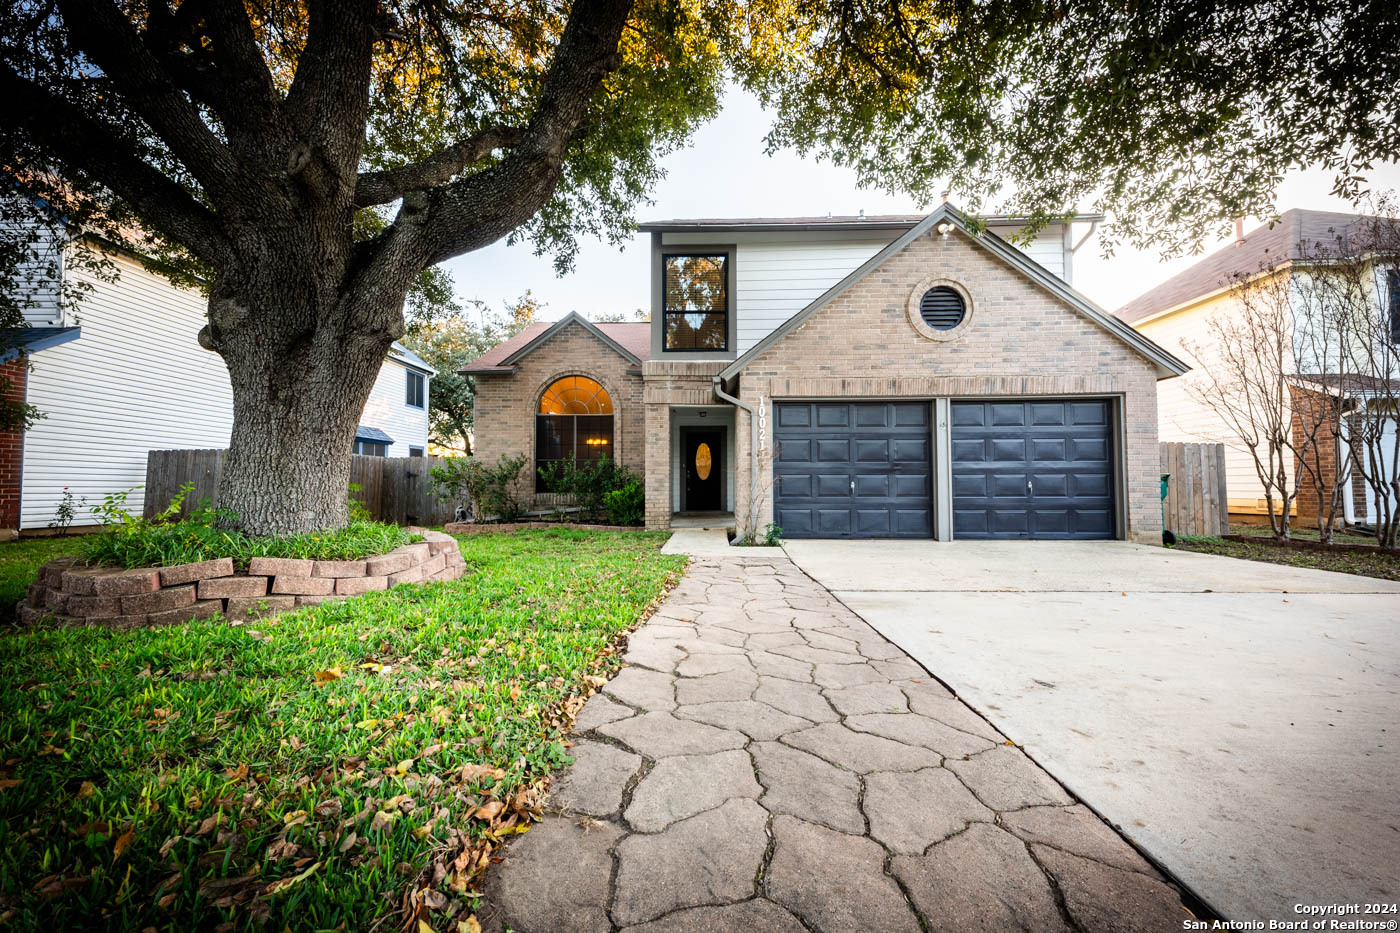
{"left": 1288, "top": 262, "right": 1356, "bottom": 544}
{"left": 1322, "top": 199, "right": 1400, "bottom": 548}
{"left": 1184, "top": 268, "right": 1301, "bottom": 540}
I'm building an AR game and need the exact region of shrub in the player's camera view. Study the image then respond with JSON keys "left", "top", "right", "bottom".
{"left": 79, "top": 484, "right": 415, "bottom": 569}
{"left": 604, "top": 479, "right": 645, "bottom": 526}
{"left": 538, "top": 456, "right": 638, "bottom": 522}
{"left": 431, "top": 454, "right": 529, "bottom": 521}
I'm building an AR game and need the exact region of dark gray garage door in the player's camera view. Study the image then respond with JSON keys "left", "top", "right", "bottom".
{"left": 774, "top": 401, "right": 931, "bottom": 538}
{"left": 951, "top": 399, "right": 1114, "bottom": 539}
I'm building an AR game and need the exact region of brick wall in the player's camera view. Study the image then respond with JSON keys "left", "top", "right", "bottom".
{"left": 471, "top": 321, "right": 645, "bottom": 512}
{"left": 640, "top": 360, "right": 726, "bottom": 528}
{"left": 0, "top": 359, "right": 27, "bottom": 533}
{"left": 729, "top": 227, "right": 1164, "bottom": 544}
{"left": 1290, "top": 384, "right": 1346, "bottom": 525}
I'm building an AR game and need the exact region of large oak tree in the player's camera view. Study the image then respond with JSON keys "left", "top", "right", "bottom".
{"left": 3, "top": 0, "right": 1396, "bottom": 534}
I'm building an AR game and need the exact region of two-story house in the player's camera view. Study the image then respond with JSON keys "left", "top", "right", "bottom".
{"left": 465, "top": 204, "right": 1187, "bottom": 542}
{"left": 1116, "top": 209, "right": 1399, "bottom": 527}
{"left": 3, "top": 217, "right": 434, "bottom": 533}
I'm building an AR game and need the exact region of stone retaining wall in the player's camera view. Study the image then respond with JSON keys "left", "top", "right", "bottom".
{"left": 16, "top": 529, "right": 466, "bottom": 628}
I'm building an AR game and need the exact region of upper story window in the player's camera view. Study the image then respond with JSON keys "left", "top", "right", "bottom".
{"left": 408, "top": 446, "right": 424, "bottom": 457}
{"left": 663, "top": 254, "right": 728, "bottom": 351}
{"left": 406, "top": 370, "right": 425, "bottom": 408}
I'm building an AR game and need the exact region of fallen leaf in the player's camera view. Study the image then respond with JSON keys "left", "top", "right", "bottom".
{"left": 337, "top": 830, "right": 357, "bottom": 853}
{"left": 475, "top": 801, "right": 504, "bottom": 822}
{"left": 0, "top": 778, "right": 22, "bottom": 791}
{"left": 263, "top": 860, "right": 319, "bottom": 896}
{"left": 369, "top": 810, "right": 396, "bottom": 833}
{"left": 459, "top": 917, "right": 482, "bottom": 933}
{"left": 196, "top": 814, "right": 220, "bottom": 836}
{"left": 313, "top": 667, "right": 343, "bottom": 684}
{"left": 76, "top": 780, "right": 97, "bottom": 798}
{"left": 112, "top": 828, "right": 136, "bottom": 860}
{"left": 314, "top": 798, "right": 342, "bottom": 819}
{"left": 72, "top": 820, "right": 110, "bottom": 837}
{"left": 223, "top": 762, "right": 248, "bottom": 781}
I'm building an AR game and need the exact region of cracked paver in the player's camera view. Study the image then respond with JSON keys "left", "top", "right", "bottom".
{"left": 485, "top": 553, "right": 1191, "bottom": 932}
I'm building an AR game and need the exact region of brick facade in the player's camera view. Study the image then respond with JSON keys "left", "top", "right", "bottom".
{"left": 472, "top": 228, "right": 1166, "bottom": 542}
{"left": 0, "top": 359, "right": 26, "bottom": 534}
{"left": 729, "top": 227, "right": 1163, "bottom": 544}
{"left": 471, "top": 321, "right": 645, "bottom": 512}
{"left": 1289, "top": 384, "right": 1347, "bottom": 525}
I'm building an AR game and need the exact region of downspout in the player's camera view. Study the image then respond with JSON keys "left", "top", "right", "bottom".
{"left": 713, "top": 374, "right": 759, "bottom": 539}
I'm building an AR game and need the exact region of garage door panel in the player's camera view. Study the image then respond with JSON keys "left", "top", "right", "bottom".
{"left": 952, "top": 399, "right": 1114, "bottom": 540}
{"left": 991, "top": 404, "right": 1027, "bottom": 426}
{"left": 892, "top": 438, "right": 929, "bottom": 462}
{"left": 854, "top": 439, "right": 889, "bottom": 461}
{"left": 777, "top": 473, "right": 813, "bottom": 497}
{"left": 894, "top": 474, "right": 931, "bottom": 498}
{"left": 990, "top": 438, "right": 1026, "bottom": 462}
{"left": 775, "top": 401, "right": 932, "bottom": 539}
{"left": 777, "top": 438, "right": 811, "bottom": 462}
{"left": 854, "top": 474, "right": 889, "bottom": 497}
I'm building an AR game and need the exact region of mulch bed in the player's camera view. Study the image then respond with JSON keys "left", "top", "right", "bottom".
{"left": 445, "top": 521, "right": 646, "bottom": 535}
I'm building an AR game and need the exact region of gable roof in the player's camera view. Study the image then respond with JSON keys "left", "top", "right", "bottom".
{"left": 1114, "top": 209, "right": 1374, "bottom": 325}
{"left": 461, "top": 312, "right": 648, "bottom": 374}
{"left": 718, "top": 203, "right": 1187, "bottom": 381}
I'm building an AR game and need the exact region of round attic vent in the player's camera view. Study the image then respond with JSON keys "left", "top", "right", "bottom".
{"left": 918, "top": 286, "right": 966, "bottom": 330}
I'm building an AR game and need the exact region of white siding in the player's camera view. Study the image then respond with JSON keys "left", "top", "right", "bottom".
{"left": 360, "top": 359, "right": 430, "bottom": 456}
{"left": 21, "top": 247, "right": 433, "bottom": 528}
{"left": 22, "top": 250, "right": 234, "bottom": 528}
{"left": 663, "top": 224, "right": 1069, "bottom": 354}
{"left": 1136, "top": 297, "right": 1296, "bottom": 514}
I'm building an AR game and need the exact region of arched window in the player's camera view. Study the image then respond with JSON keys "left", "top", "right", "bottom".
{"left": 536, "top": 376, "right": 614, "bottom": 490}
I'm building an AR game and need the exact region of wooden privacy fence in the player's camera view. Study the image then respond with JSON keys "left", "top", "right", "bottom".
{"left": 1160, "top": 442, "right": 1228, "bottom": 536}
{"left": 143, "top": 449, "right": 459, "bottom": 527}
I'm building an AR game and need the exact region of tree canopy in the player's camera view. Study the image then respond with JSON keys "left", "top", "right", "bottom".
{"left": 2, "top": 0, "right": 1395, "bottom": 533}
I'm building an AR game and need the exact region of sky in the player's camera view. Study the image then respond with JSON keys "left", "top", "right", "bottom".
{"left": 443, "top": 87, "right": 1400, "bottom": 321}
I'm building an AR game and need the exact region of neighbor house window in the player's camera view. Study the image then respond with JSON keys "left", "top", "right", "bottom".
{"left": 663, "top": 253, "right": 728, "bottom": 351}
{"left": 354, "top": 439, "right": 388, "bottom": 457}
{"left": 409, "top": 446, "right": 424, "bottom": 457}
{"left": 1389, "top": 269, "right": 1400, "bottom": 345}
{"left": 536, "top": 376, "right": 614, "bottom": 491}
{"left": 406, "top": 370, "right": 425, "bottom": 408}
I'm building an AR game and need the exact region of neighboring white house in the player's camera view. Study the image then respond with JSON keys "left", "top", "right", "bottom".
{"left": 8, "top": 222, "right": 432, "bottom": 531}
{"left": 1116, "top": 209, "right": 1399, "bottom": 526}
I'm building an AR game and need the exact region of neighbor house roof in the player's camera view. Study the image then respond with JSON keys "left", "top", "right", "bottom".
{"left": 0, "top": 326, "right": 82, "bottom": 362}
{"left": 355, "top": 425, "right": 395, "bottom": 444}
{"left": 718, "top": 203, "right": 1187, "bottom": 381}
{"left": 462, "top": 312, "right": 649, "bottom": 374}
{"left": 389, "top": 341, "right": 436, "bottom": 375}
{"left": 639, "top": 212, "right": 1104, "bottom": 233}
{"left": 1114, "top": 209, "right": 1376, "bottom": 325}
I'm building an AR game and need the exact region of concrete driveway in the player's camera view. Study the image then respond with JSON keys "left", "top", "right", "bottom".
{"left": 782, "top": 539, "right": 1400, "bottom": 922}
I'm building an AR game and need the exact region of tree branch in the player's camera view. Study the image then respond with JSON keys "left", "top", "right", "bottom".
{"left": 0, "top": 66, "right": 232, "bottom": 266}
{"left": 55, "top": 0, "right": 243, "bottom": 207}
{"left": 354, "top": 126, "right": 526, "bottom": 207}
{"left": 418, "top": 0, "right": 634, "bottom": 266}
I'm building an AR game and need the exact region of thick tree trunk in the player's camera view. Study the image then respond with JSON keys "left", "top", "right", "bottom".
{"left": 207, "top": 272, "right": 401, "bottom": 536}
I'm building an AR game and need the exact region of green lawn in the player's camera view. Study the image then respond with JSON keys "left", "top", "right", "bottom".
{"left": 0, "top": 528, "right": 683, "bottom": 931}
{"left": 0, "top": 536, "right": 87, "bottom": 618}
{"left": 1174, "top": 523, "right": 1400, "bottom": 581}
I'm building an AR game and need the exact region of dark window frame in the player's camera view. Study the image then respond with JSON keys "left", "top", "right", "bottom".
{"left": 408, "top": 446, "right": 424, "bottom": 457}
{"left": 662, "top": 252, "right": 730, "bottom": 352}
{"left": 1388, "top": 269, "right": 1400, "bottom": 346}
{"left": 354, "top": 439, "right": 388, "bottom": 457}
{"left": 535, "top": 376, "right": 616, "bottom": 492}
{"left": 406, "top": 370, "right": 426, "bottom": 408}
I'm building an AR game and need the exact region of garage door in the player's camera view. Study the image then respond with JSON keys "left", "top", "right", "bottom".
{"left": 774, "top": 401, "right": 932, "bottom": 538}
{"left": 951, "top": 399, "right": 1114, "bottom": 539}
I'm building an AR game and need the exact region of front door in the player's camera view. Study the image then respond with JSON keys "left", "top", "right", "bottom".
{"left": 683, "top": 430, "right": 724, "bottom": 511}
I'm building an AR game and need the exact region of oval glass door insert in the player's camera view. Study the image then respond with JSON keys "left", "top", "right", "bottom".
{"left": 695, "top": 442, "right": 712, "bottom": 481}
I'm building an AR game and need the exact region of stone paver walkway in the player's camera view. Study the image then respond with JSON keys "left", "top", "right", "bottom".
{"left": 482, "top": 554, "right": 1193, "bottom": 932}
